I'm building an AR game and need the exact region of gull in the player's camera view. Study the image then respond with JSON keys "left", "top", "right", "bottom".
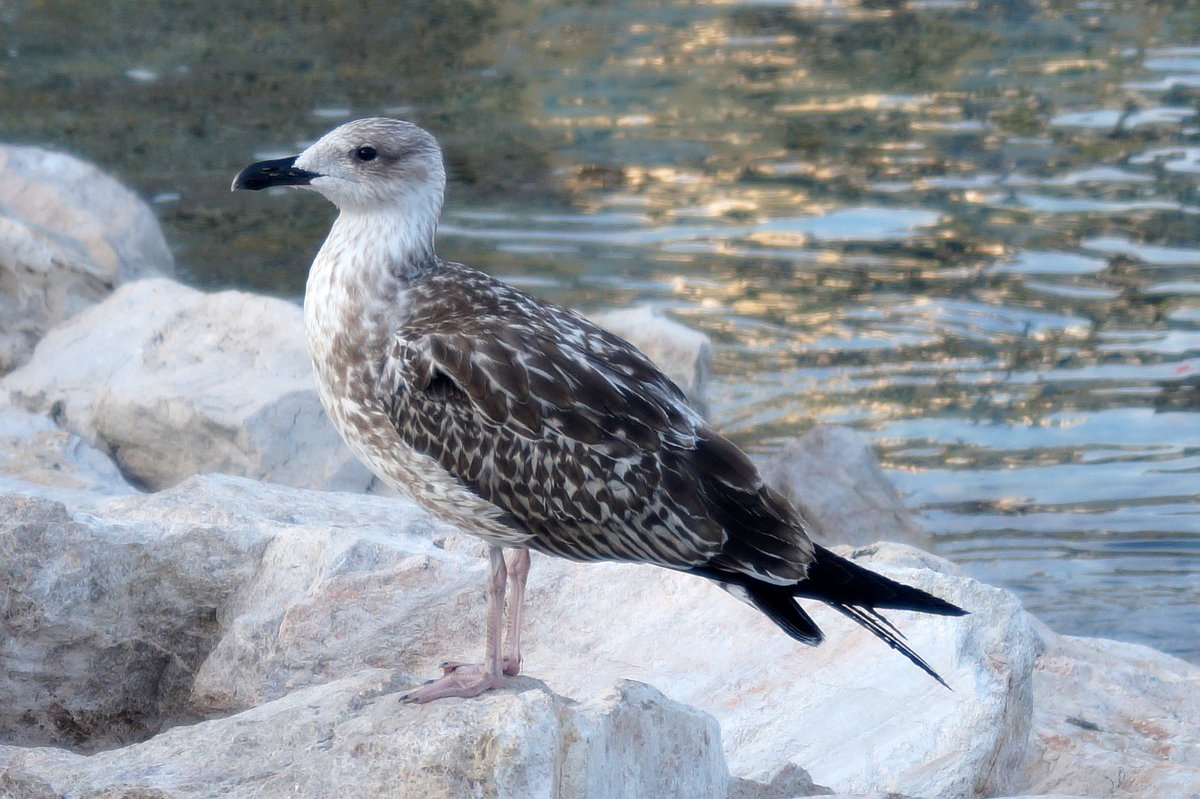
{"left": 233, "top": 118, "right": 966, "bottom": 702}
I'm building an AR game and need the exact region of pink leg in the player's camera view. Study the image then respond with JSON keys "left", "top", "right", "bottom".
{"left": 400, "top": 546, "right": 507, "bottom": 703}
{"left": 502, "top": 549, "right": 531, "bottom": 676}
{"left": 443, "top": 549, "right": 530, "bottom": 676}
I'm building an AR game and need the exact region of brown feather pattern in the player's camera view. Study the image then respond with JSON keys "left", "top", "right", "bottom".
{"left": 379, "top": 261, "right": 814, "bottom": 581}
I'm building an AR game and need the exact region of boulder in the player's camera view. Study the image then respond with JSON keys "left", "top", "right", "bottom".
{"left": 0, "top": 492, "right": 271, "bottom": 751}
{"left": 1, "top": 278, "right": 374, "bottom": 493}
{"left": 0, "top": 144, "right": 173, "bottom": 374}
{"left": 590, "top": 304, "right": 712, "bottom": 417}
{"left": 729, "top": 762, "right": 831, "bottom": 798}
{"left": 0, "top": 475, "right": 1032, "bottom": 797}
{"left": 1, "top": 283, "right": 721, "bottom": 496}
{"left": 0, "top": 672, "right": 731, "bottom": 799}
{"left": 1021, "top": 633, "right": 1200, "bottom": 798}
{"left": 0, "top": 392, "right": 135, "bottom": 506}
{"left": 524, "top": 542, "right": 1035, "bottom": 799}
{"left": 757, "top": 425, "right": 931, "bottom": 548}
{"left": 1, "top": 476, "right": 1196, "bottom": 798}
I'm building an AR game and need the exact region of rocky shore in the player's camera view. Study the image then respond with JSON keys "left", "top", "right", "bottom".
{"left": 1, "top": 143, "right": 1196, "bottom": 799}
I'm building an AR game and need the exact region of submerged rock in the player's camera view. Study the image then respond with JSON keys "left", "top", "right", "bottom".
{"left": 0, "top": 144, "right": 173, "bottom": 374}
{"left": 757, "top": 425, "right": 932, "bottom": 549}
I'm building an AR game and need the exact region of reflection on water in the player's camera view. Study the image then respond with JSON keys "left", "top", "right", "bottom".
{"left": 3, "top": 0, "right": 1198, "bottom": 660}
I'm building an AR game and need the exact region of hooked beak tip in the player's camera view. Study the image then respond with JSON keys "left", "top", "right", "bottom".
{"left": 232, "top": 155, "right": 320, "bottom": 192}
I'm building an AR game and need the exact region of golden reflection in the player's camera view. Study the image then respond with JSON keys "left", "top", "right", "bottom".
{"left": 776, "top": 94, "right": 932, "bottom": 114}
{"left": 746, "top": 231, "right": 809, "bottom": 248}
{"left": 616, "top": 114, "right": 656, "bottom": 127}
{"left": 1038, "top": 58, "right": 1112, "bottom": 75}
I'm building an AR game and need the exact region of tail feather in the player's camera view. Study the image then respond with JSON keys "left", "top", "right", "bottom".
{"left": 829, "top": 602, "right": 953, "bottom": 690}
{"left": 793, "top": 545, "right": 967, "bottom": 617}
{"left": 701, "top": 545, "right": 967, "bottom": 688}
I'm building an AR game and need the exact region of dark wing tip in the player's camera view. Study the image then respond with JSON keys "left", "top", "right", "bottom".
{"left": 797, "top": 544, "right": 968, "bottom": 617}
{"left": 739, "top": 582, "right": 825, "bottom": 646}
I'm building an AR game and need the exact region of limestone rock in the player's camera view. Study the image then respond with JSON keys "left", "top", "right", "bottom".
{"left": 1, "top": 475, "right": 1195, "bottom": 798}
{"left": 2, "top": 474, "right": 1009, "bottom": 796}
{"left": 757, "top": 425, "right": 931, "bottom": 548}
{"left": 1021, "top": 632, "right": 1200, "bottom": 799}
{"left": 984, "top": 791, "right": 1099, "bottom": 796}
{"left": 0, "top": 492, "right": 271, "bottom": 751}
{"left": 0, "top": 144, "right": 173, "bottom": 374}
{"left": 523, "top": 542, "right": 1035, "bottom": 799}
{"left": 76, "top": 477, "right": 1027, "bottom": 798}
{"left": 729, "top": 762, "right": 831, "bottom": 798}
{"left": 590, "top": 304, "right": 712, "bottom": 417}
{"left": 95, "top": 476, "right": 468, "bottom": 714}
{"left": 0, "top": 393, "right": 135, "bottom": 506}
{"left": 0, "top": 672, "right": 730, "bottom": 799}
{"left": 1, "top": 282, "right": 716, "bottom": 495}
{"left": 816, "top": 795, "right": 1098, "bottom": 799}
{"left": 1, "top": 278, "right": 373, "bottom": 492}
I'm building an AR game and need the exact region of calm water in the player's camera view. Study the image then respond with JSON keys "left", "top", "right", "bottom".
{"left": 3, "top": 0, "right": 1198, "bottom": 661}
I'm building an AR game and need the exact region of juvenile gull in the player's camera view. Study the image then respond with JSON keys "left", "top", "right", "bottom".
{"left": 233, "top": 118, "right": 966, "bottom": 702}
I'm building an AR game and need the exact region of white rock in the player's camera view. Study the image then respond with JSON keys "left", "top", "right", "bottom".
{"left": 0, "top": 491, "right": 271, "bottom": 751}
{"left": 2, "top": 475, "right": 1195, "bottom": 798}
{"left": 523, "top": 543, "right": 1035, "bottom": 799}
{"left": 42, "top": 477, "right": 1025, "bottom": 797}
{"left": 757, "top": 425, "right": 931, "bottom": 548}
{"left": 1, "top": 286, "right": 715, "bottom": 496}
{"left": 0, "top": 144, "right": 173, "bottom": 373}
{"left": 0, "top": 392, "right": 135, "bottom": 506}
{"left": 1, "top": 278, "right": 373, "bottom": 492}
{"left": 988, "top": 791, "right": 1099, "bottom": 796}
{"left": 817, "top": 795, "right": 1097, "bottom": 799}
{"left": 728, "top": 762, "right": 829, "bottom": 798}
{"left": 590, "top": 304, "right": 712, "bottom": 416}
{"left": 0, "top": 672, "right": 730, "bottom": 799}
{"left": 1020, "top": 632, "right": 1200, "bottom": 799}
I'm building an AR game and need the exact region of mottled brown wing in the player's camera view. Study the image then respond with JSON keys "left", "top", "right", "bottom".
{"left": 380, "top": 267, "right": 814, "bottom": 579}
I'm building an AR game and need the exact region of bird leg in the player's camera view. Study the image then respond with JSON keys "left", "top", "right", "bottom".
{"left": 444, "top": 549, "right": 529, "bottom": 675}
{"left": 400, "top": 545, "right": 508, "bottom": 703}
{"left": 502, "top": 548, "right": 530, "bottom": 676}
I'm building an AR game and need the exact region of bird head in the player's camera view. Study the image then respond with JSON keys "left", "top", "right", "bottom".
{"left": 232, "top": 118, "right": 446, "bottom": 216}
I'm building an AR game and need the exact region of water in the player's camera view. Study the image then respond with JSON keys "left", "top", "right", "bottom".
{"left": 2, "top": 0, "right": 1197, "bottom": 661}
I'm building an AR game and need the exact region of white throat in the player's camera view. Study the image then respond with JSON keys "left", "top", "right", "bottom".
{"left": 317, "top": 175, "right": 443, "bottom": 278}
{"left": 326, "top": 209, "right": 433, "bottom": 276}
{"left": 303, "top": 183, "right": 442, "bottom": 387}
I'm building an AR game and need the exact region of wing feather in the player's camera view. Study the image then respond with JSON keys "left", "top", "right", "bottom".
{"left": 379, "top": 262, "right": 815, "bottom": 578}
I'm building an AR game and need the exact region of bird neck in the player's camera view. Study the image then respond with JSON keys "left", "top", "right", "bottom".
{"left": 305, "top": 198, "right": 442, "bottom": 359}
{"left": 326, "top": 204, "right": 439, "bottom": 282}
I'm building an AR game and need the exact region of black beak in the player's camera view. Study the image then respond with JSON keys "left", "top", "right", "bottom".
{"left": 231, "top": 156, "right": 321, "bottom": 191}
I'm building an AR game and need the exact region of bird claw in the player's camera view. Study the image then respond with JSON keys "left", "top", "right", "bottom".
{"left": 399, "top": 664, "right": 504, "bottom": 703}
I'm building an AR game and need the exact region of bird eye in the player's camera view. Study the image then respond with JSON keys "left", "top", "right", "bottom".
{"left": 354, "top": 145, "right": 377, "bottom": 162}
